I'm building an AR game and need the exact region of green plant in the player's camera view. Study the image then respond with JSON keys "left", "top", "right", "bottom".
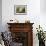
{"left": 36, "top": 25, "right": 45, "bottom": 41}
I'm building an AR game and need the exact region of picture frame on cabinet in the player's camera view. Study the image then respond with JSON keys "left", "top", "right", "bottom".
{"left": 14, "top": 5, "right": 27, "bottom": 15}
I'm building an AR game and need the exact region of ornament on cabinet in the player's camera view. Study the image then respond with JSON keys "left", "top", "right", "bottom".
{"left": 8, "top": 19, "right": 19, "bottom": 23}
{"left": 25, "top": 20, "right": 30, "bottom": 23}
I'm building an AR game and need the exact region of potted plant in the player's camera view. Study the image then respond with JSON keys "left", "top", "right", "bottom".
{"left": 36, "top": 25, "right": 45, "bottom": 46}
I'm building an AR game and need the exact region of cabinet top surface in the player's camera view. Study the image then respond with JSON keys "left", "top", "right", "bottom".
{"left": 7, "top": 23, "right": 34, "bottom": 25}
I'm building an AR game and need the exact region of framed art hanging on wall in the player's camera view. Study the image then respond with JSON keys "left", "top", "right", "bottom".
{"left": 14, "top": 5, "right": 27, "bottom": 15}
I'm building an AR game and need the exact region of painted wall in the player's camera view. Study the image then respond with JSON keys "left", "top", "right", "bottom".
{"left": 0, "top": 0, "right": 2, "bottom": 32}
{"left": 40, "top": 0, "right": 46, "bottom": 31}
{"left": 40, "top": 0, "right": 46, "bottom": 13}
{"left": 2, "top": 0, "right": 40, "bottom": 46}
{"left": 2, "top": 0, "right": 40, "bottom": 31}
{"left": 2, "top": 0, "right": 46, "bottom": 46}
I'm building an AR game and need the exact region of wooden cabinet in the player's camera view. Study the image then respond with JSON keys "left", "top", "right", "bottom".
{"left": 7, "top": 23, "right": 34, "bottom": 46}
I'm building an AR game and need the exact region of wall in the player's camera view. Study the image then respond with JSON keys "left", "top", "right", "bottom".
{"left": 0, "top": 0, "right": 2, "bottom": 32}
{"left": 2, "top": 0, "right": 40, "bottom": 30}
{"left": 40, "top": 0, "right": 46, "bottom": 31}
{"left": 40, "top": 0, "right": 46, "bottom": 13}
{"left": 2, "top": 0, "right": 46, "bottom": 46}
{"left": 2, "top": 0, "right": 40, "bottom": 46}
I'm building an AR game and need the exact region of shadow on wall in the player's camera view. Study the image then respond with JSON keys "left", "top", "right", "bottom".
{"left": 0, "top": 0, "right": 2, "bottom": 32}
{"left": 40, "top": 0, "right": 46, "bottom": 13}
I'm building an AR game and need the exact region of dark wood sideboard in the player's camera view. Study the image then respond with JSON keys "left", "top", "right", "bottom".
{"left": 7, "top": 23, "right": 34, "bottom": 46}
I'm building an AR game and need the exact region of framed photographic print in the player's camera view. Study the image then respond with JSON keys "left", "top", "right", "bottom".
{"left": 14, "top": 5, "right": 27, "bottom": 15}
